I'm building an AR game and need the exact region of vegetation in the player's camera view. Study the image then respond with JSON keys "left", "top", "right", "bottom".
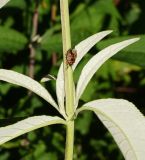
{"left": 0, "top": 0, "right": 145, "bottom": 160}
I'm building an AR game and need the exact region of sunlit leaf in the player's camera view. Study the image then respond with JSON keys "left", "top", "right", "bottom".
{"left": 77, "top": 98, "right": 145, "bottom": 160}
{"left": 0, "top": 69, "right": 58, "bottom": 110}
{"left": 76, "top": 38, "right": 139, "bottom": 107}
{"left": 0, "top": 116, "right": 65, "bottom": 145}
{"left": 56, "top": 31, "right": 112, "bottom": 115}
{"left": 0, "top": 0, "right": 10, "bottom": 8}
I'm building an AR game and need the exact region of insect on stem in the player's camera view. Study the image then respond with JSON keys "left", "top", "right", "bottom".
{"left": 66, "top": 49, "right": 77, "bottom": 66}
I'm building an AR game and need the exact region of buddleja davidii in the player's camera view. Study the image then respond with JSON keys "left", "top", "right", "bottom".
{"left": 1, "top": 1, "right": 145, "bottom": 160}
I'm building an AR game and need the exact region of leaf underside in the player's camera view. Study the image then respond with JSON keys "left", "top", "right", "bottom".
{"left": 97, "top": 35, "right": 145, "bottom": 68}
{"left": 56, "top": 31, "right": 112, "bottom": 114}
{"left": 0, "top": 116, "right": 65, "bottom": 145}
{"left": 76, "top": 38, "right": 139, "bottom": 107}
{"left": 73, "top": 30, "right": 112, "bottom": 69}
{"left": 0, "top": 69, "right": 58, "bottom": 110}
{"left": 78, "top": 99, "right": 145, "bottom": 160}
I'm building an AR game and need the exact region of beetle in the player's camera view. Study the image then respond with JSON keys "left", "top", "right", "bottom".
{"left": 66, "top": 48, "right": 77, "bottom": 66}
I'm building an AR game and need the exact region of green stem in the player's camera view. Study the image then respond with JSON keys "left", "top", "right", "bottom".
{"left": 60, "top": 0, "right": 74, "bottom": 160}
{"left": 60, "top": 0, "right": 74, "bottom": 117}
{"left": 65, "top": 121, "right": 74, "bottom": 160}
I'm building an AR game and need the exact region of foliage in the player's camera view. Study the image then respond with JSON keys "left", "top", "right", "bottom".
{"left": 0, "top": 0, "right": 145, "bottom": 160}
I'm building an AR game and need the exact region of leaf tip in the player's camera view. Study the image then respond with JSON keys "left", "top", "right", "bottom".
{"left": 126, "top": 37, "right": 140, "bottom": 45}
{"left": 106, "top": 30, "right": 113, "bottom": 34}
{"left": 133, "top": 37, "right": 140, "bottom": 42}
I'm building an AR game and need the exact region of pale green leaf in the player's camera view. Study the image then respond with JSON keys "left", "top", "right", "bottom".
{"left": 56, "top": 31, "right": 112, "bottom": 115}
{"left": 0, "top": 0, "right": 10, "bottom": 8}
{"left": 77, "top": 99, "right": 145, "bottom": 160}
{"left": 0, "top": 69, "right": 58, "bottom": 110}
{"left": 0, "top": 116, "right": 65, "bottom": 145}
{"left": 56, "top": 64, "right": 66, "bottom": 117}
{"left": 40, "top": 74, "right": 56, "bottom": 83}
{"left": 76, "top": 38, "right": 139, "bottom": 107}
{"left": 73, "top": 30, "right": 112, "bottom": 69}
{"left": 97, "top": 35, "right": 145, "bottom": 68}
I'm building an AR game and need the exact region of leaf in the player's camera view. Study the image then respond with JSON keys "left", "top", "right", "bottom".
{"left": 0, "top": 115, "right": 65, "bottom": 145}
{"left": 77, "top": 99, "right": 145, "bottom": 160}
{"left": 76, "top": 38, "right": 139, "bottom": 107}
{"left": 56, "top": 64, "right": 66, "bottom": 117}
{"left": 0, "top": 27, "right": 28, "bottom": 54}
{"left": 56, "top": 31, "right": 112, "bottom": 116}
{"left": 5, "top": 0, "right": 26, "bottom": 10}
{"left": 41, "top": 27, "right": 62, "bottom": 53}
{"left": 0, "top": 69, "right": 58, "bottom": 110}
{"left": 40, "top": 74, "right": 56, "bottom": 83}
{"left": 73, "top": 30, "right": 112, "bottom": 69}
{"left": 70, "top": 0, "right": 121, "bottom": 42}
{"left": 0, "top": 0, "right": 10, "bottom": 9}
{"left": 97, "top": 35, "right": 145, "bottom": 68}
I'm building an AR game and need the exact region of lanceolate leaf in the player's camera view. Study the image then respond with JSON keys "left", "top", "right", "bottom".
{"left": 0, "top": 0, "right": 10, "bottom": 8}
{"left": 76, "top": 38, "right": 139, "bottom": 107}
{"left": 56, "top": 64, "right": 66, "bottom": 117}
{"left": 97, "top": 35, "right": 145, "bottom": 68}
{"left": 0, "top": 116, "right": 65, "bottom": 145}
{"left": 56, "top": 31, "right": 112, "bottom": 114}
{"left": 0, "top": 69, "right": 58, "bottom": 110}
{"left": 77, "top": 99, "right": 145, "bottom": 160}
{"left": 73, "top": 30, "right": 112, "bottom": 69}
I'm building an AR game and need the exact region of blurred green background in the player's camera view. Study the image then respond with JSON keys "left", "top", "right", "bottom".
{"left": 0, "top": 0, "right": 145, "bottom": 159}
